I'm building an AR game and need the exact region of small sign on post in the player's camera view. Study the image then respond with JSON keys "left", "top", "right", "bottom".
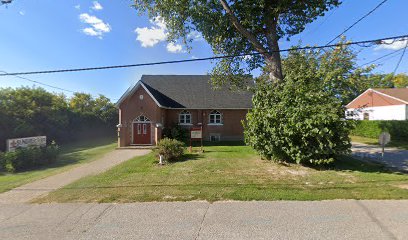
{"left": 190, "top": 126, "right": 203, "bottom": 153}
{"left": 6, "top": 136, "right": 47, "bottom": 152}
{"left": 379, "top": 132, "right": 391, "bottom": 159}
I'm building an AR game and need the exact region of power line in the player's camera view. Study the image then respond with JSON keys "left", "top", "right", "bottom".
{"left": 391, "top": 40, "right": 408, "bottom": 75}
{"left": 0, "top": 70, "right": 76, "bottom": 93}
{"left": 325, "top": 0, "right": 389, "bottom": 45}
{"left": 1, "top": 34, "right": 407, "bottom": 77}
{"left": 0, "top": 70, "right": 119, "bottom": 100}
{"left": 359, "top": 48, "right": 405, "bottom": 67}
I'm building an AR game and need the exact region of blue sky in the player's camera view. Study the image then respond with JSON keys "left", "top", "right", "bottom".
{"left": 0, "top": 0, "right": 407, "bottom": 101}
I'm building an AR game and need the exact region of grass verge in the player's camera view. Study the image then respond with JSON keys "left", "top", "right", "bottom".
{"left": 0, "top": 137, "right": 116, "bottom": 193}
{"left": 36, "top": 144, "right": 408, "bottom": 203}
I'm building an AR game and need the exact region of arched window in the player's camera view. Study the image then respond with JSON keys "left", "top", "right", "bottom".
{"left": 209, "top": 110, "right": 222, "bottom": 124}
{"left": 133, "top": 115, "right": 151, "bottom": 122}
{"left": 179, "top": 110, "right": 192, "bottom": 124}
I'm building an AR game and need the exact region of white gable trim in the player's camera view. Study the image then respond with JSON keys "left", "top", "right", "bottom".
{"left": 346, "top": 88, "right": 408, "bottom": 108}
{"left": 115, "top": 81, "right": 164, "bottom": 108}
{"left": 346, "top": 88, "right": 372, "bottom": 108}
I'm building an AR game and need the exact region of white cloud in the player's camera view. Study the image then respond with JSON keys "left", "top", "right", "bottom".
{"left": 375, "top": 38, "right": 408, "bottom": 50}
{"left": 135, "top": 17, "right": 187, "bottom": 53}
{"left": 166, "top": 42, "right": 183, "bottom": 53}
{"left": 187, "top": 31, "right": 203, "bottom": 41}
{"left": 74, "top": 4, "right": 80, "bottom": 10}
{"left": 19, "top": 10, "right": 25, "bottom": 16}
{"left": 91, "top": 1, "right": 103, "bottom": 11}
{"left": 135, "top": 17, "right": 168, "bottom": 47}
{"left": 79, "top": 13, "right": 111, "bottom": 39}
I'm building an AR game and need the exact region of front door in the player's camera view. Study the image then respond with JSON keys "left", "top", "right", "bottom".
{"left": 133, "top": 123, "right": 151, "bottom": 144}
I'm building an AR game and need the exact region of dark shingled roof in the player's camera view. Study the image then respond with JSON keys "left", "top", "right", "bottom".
{"left": 140, "top": 75, "right": 253, "bottom": 109}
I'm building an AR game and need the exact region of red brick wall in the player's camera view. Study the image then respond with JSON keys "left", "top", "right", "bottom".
{"left": 118, "top": 86, "right": 163, "bottom": 146}
{"left": 119, "top": 85, "right": 249, "bottom": 146}
{"left": 165, "top": 109, "right": 248, "bottom": 141}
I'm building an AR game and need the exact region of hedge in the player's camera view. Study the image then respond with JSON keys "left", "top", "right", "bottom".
{"left": 0, "top": 142, "right": 60, "bottom": 173}
{"left": 351, "top": 120, "right": 408, "bottom": 140}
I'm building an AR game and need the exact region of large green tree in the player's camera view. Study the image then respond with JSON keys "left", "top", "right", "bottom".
{"left": 133, "top": 0, "right": 341, "bottom": 83}
{"left": 245, "top": 46, "right": 357, "bottom": 164}
{"left": 0, "top": 87, "right": 117, "bottom": 151}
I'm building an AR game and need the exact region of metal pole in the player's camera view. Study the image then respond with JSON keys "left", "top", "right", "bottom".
{"left": 200, "top": 125, "right": 203, "bottom": 152}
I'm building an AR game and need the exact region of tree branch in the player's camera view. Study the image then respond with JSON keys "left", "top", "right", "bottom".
{"left": 218, "top": 0, "right": 271, "bottom": 58}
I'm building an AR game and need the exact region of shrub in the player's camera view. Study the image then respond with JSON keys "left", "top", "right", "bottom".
{"left": 1, "top": 142, "right": 60, "bottom": 172}
{"left": 43, "top": 141, "right": 60, "bottom": 164}
{"left": 0, "top": 151, "right": 5, "bottom": 172}
{"left": 162, "top": 124, "right": 189, "bottom": 142}
{"left": 245, "top": 50, "right": 354, "bottom": 165}
{"left": 154, "top": 138, "right": 185, "bottom": 162}
{"left": 351, "top": 120, "right": 408, "bottom": 140}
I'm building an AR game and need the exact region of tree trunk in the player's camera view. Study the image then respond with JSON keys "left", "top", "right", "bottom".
{"left": 265, "top": 44, "right": 283, "bottom": 82}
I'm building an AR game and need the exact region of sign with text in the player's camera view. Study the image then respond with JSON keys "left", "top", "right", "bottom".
{"left": 6, "top": 136, "right": 46, "bottom": 152}
{"left": 191, "top": 129, "right": 202, "bottom": 139}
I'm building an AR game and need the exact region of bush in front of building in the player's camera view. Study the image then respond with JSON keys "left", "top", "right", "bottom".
{"left": 351, "top": 120, "right": 408, "bottom": 140}
{"left": 162, "top": 124, "right": 189, "bottom": 142}
{"left": 0, "top": 142, "right": 60, "bottom": 173}
{"left": 0, "top": 151, "right": 5, "bottom": 172}
{"left": 154, "top": 138, "right": 185, "bottom": 162}
{"left": 244, "top": 48, "right": 355, "bottom": 165}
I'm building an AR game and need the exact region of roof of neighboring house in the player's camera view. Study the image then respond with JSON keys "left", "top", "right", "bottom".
{"left": 372, "top": 88, "right": 408, "bottom": 103}
{"left": 116, "top": 75, "right": 253, "bottom": 109}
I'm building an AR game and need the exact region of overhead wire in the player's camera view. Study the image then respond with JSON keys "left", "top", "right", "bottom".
{"left": 0, "top": 34, "right": 407, "bottom": 77}
{"left": 325, "top": 0, "right": 389, "bottom": 45}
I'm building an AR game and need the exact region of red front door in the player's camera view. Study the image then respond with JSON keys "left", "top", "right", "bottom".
{"left": 133, "top": 123, "right": 151, "bottom": 144}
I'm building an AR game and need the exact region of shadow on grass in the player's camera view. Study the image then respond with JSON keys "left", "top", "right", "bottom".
{"left": 60, "top": 137, "right": 116, "bottom": 154}
{"left": 309, "top": 155, "right": 405, "bottom": 174}
{"left": 177, "top": 153, "right": 205, "bottom": 163}
{"left": 2, "top": 137, "right": 116, "bottom": 174}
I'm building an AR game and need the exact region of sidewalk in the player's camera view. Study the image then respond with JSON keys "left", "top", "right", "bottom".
{"left": 0, "top": 149, "right": 150, "bottom": 204}
{"left": 1, "top": 200, "right": 407, "bottom": 239}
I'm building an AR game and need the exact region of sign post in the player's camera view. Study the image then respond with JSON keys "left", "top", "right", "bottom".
{"left": 379, "top": 132, "right": 391, "bottom": 159}
{"left": 190, "top": 126, "right": 203, "bottom": 153}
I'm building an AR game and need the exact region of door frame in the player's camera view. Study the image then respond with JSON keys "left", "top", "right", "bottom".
{"left": 131, "top": 115, "right": 152, "bottom": 145}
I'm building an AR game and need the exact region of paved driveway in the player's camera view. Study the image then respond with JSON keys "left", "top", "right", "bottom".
{"left": 1, "top": 201, "right": 408, "bottom": 240}
{"left": 0, "top": 149, "right": 150, "bottom": 204}
{"left": 352, "top": 142, "right": 408, "bottom": 172}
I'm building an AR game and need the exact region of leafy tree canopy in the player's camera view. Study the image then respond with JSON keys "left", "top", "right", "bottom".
{"left": 133, "top": 0, "right": 341, "bottom": 83}
{"left": 244, "top": 44, "right": 358, "bottom": 164}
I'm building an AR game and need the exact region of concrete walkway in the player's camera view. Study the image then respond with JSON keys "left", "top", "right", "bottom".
{"left": 0, "top": 149, "right": 150, "bottom": 204}
{"left": 0, "top": 200, "right": 407, "bottom": 239}
{"left": 352, "top": 142, "right": 408, "bottom": 172}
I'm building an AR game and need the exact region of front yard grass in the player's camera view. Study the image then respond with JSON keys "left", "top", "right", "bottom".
{"left": 0, "top": 137, "right": 116, "bottom": 193}
{"left": 36, "top": 143, "right": 408, "bottom": 203}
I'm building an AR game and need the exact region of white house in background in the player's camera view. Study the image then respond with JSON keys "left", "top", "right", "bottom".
{"left": 345, "top": 88, "right": 408, "bottom": 120}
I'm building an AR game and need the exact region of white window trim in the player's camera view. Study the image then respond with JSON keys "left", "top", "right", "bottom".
{"left": 208, "top": 110, "right": 223, "bottom": 125}
{"left": 179, "top": 110, "right": 192, "bottom": 125}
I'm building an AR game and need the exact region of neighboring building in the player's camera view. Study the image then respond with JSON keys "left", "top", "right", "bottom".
{"left": 115, "top": 75, "right": 252, "bottom": 146}
{"left": 345, "top": 88, "right": 408, "bottom": 120}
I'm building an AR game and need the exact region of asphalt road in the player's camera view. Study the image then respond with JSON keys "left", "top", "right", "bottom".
{"left": 1, "top": 200, "right": 408, "bottom": 239}
{"left": 352, "top": 142, "right": 408, "bottom": 172}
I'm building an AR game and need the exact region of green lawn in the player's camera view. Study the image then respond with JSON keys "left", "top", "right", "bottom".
{"left": 351, "top": 135, "right": 408, "bottom": 150}
{"left": 0, "top": 137, "right": 116, "bottom": 193}
{"left": 36, "top": 143, "right": 408, "bottom": 203}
